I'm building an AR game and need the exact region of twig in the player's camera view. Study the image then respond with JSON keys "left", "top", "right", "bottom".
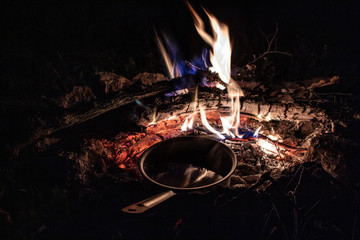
{"left": 51, "top": 65, "right": 62, "bottom": 81}
{"left": 352, "top": 215, "right": 358, "bottom": 240}
{"left": 270, "top": 198, "right": 290, "bottom": 240}
{"left": 286, "top": 166, "right": 304, "bottom": 240}
{"left": 317, "top": 93, "right": 352, "bottom": 96}
{"left": 293, "top": 166, "right": 304, "bottom": 195}
{"left": 57, "top": 50, "right": 66, "bottom": 66}
{"left": 247, "top": 51, "right": 292, "bottom": 66}
{"left": 293, "top": 204, "right": 299, "bottom": 240}
{"left": 218, "top": 171, "right": 274, "bottom": 208}
{"left": 260, "top": 29, "right": 270, "bottom": 48}
{"left": 245, "top": 23, "right": 292, "bottom": 66}
{"left": 303, "top": 199, "right": 321, "bottom": 217}
{"left": 262, "top": 207, "right": 274, "bottom": 234}
{"left": 286, "top": 164, "right": 304, "bottom": 188}
{"left": 267, "top": 24, "right": 278, "bottom": 52}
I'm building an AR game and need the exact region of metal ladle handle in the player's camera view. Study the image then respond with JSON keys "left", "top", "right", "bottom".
{"left": 122, "top": 190, "right": 177, "bottom": 214}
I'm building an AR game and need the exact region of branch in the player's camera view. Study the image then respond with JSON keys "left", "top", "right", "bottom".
{"left": 247, "top": 51, "right": 292, "bottom": 66}
{"left": 245, "top": 23, "right": 292, "bottom": 66}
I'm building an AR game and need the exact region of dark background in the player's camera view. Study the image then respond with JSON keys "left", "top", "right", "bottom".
{"left": 2, "top": 0, "right": 360, "bottom": 84}
{"left": 1, "top": 1, "right": 360, "bottom": 239}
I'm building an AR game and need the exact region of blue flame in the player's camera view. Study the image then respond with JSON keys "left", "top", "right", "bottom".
{"left": 157, "top": 33, "right": 218, "bottom": 90}
{"left": 160, "top": 34, "right": 210, "bottom": 74}
{"left": 189, "top": 49, "right": 210, "bottom": 72}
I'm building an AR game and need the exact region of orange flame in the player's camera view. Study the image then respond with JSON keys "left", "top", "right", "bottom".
{"left": 181, "top": 112, "right": 196, "bottom": 132}
{"left": 186, "top": 2, "right": 244, "bottom": 138}
{"left": 200, "top": 107, "right": 225, "bottom": 139}
{"left": 186, "top": 2, "right": 232, "bottom": 84}
{"left": 155, "top": 31, "right": 182, "bottom": 79}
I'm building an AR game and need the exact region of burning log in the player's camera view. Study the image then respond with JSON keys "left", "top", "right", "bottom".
{"left": 39, "top": 2, "right": 338, "bottom": 191}
{"left": 239, "top": 100, "right": 327, "bottom": 122}
{"left": 140, "top": 90, "right": 330, "bottom": 126}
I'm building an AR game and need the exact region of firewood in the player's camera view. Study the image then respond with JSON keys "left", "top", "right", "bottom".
{"left": 97, "top": 72, "right": 132, "bottom": 94}
{"left": 302, "top": 75, "right": 339, "bottom": 90}
{"left": 17, "top": 85, "right": 172, "bottom": 154}
{"left": 133, "top": 72, "right": 169, "bottom": 86}
{"left": 275, "top": 76, "right": 339, "bottom": 93}
{"left": 238, "top": 100, "right": 327, "bottom": 121}
{"left": 57, "top": 85, "right": 96, "bottom": 109}
{"left": 139, "top": 91, "right": 330, "bottom": 126}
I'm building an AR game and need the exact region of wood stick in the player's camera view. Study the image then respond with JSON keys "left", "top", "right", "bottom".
{"left": 16, "top": 86, "right": 172, "bottom": 154}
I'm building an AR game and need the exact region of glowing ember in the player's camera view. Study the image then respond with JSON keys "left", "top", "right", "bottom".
{"left": 257, "top": 138, "right": 279, "bottom": 155}
{"left": 97, "top": 109, "right": 309, "bottom": 169}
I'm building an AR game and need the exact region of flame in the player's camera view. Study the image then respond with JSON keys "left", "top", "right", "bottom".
{"left": 181, "top": 112, "right": 196, "bottom": 132}
{"left": 186, "top": 2, "right": 231, "bottom": 84}
{"left": 200, "top": 107, "right": 225, "bottom": 139}
{"left": 188, "top": 114, "right": 195, "bottom": 129}
{"left": 257, "top": 139, "right": 279, "bottom": 155}
{"left": 148, "top": 107, "right": 157, "bottom": 126}
{"left": 268, "top": 135, "right": 278, "bottom": 141}
{"left": 156, "top": 2, "right": 247, "bottom": 140}
{"left": 257, "top": 114, "right": 272, "bottom": 122}
{"left": 181, "top": 117, "right": 189, "bottom": 132}
{"left": 253, "top": 126, "right": 261, "bottom": 137}
{"left": 186, "top": 2, "right": 244, "bottom": 138}
{"left": 220, "top": 117, "right": 235, "bottom": 138}
{"left": 155, "top": 31, "right": 182, "bottom": 79}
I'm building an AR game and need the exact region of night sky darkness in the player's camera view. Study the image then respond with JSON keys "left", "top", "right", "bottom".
{"left": 2, "top": 0, "right": 360, "bottom": 78}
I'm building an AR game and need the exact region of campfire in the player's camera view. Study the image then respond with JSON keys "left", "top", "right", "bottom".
{"left": 81, "top": 3, "right": 333, "bottom": 189}
{"left": 3, "top": 1, "right": 360, "bottom": 239}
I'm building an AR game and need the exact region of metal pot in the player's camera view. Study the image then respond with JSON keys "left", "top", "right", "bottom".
{"left": 122, "top": 136, "right": 237, "bottom": 213}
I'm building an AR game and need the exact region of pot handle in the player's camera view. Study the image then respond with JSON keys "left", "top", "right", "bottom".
{"left": 122, "top": 190, "right": 177, "bottom": 214}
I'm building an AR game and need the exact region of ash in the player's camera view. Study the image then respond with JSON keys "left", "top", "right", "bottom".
{"left": 227, "top": 142, "right": 299, "bottom": 188}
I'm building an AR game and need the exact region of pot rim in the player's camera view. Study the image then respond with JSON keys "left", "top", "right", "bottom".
{"left": 138, "top": 136, "right": 237, "bottom": 191}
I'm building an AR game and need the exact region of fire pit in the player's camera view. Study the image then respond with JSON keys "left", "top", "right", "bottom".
{"left": 3, "top": 1, "right": 360, "bottom": 239}
{"left": 76, "top": 3, "right": 333, "bottom": 190}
